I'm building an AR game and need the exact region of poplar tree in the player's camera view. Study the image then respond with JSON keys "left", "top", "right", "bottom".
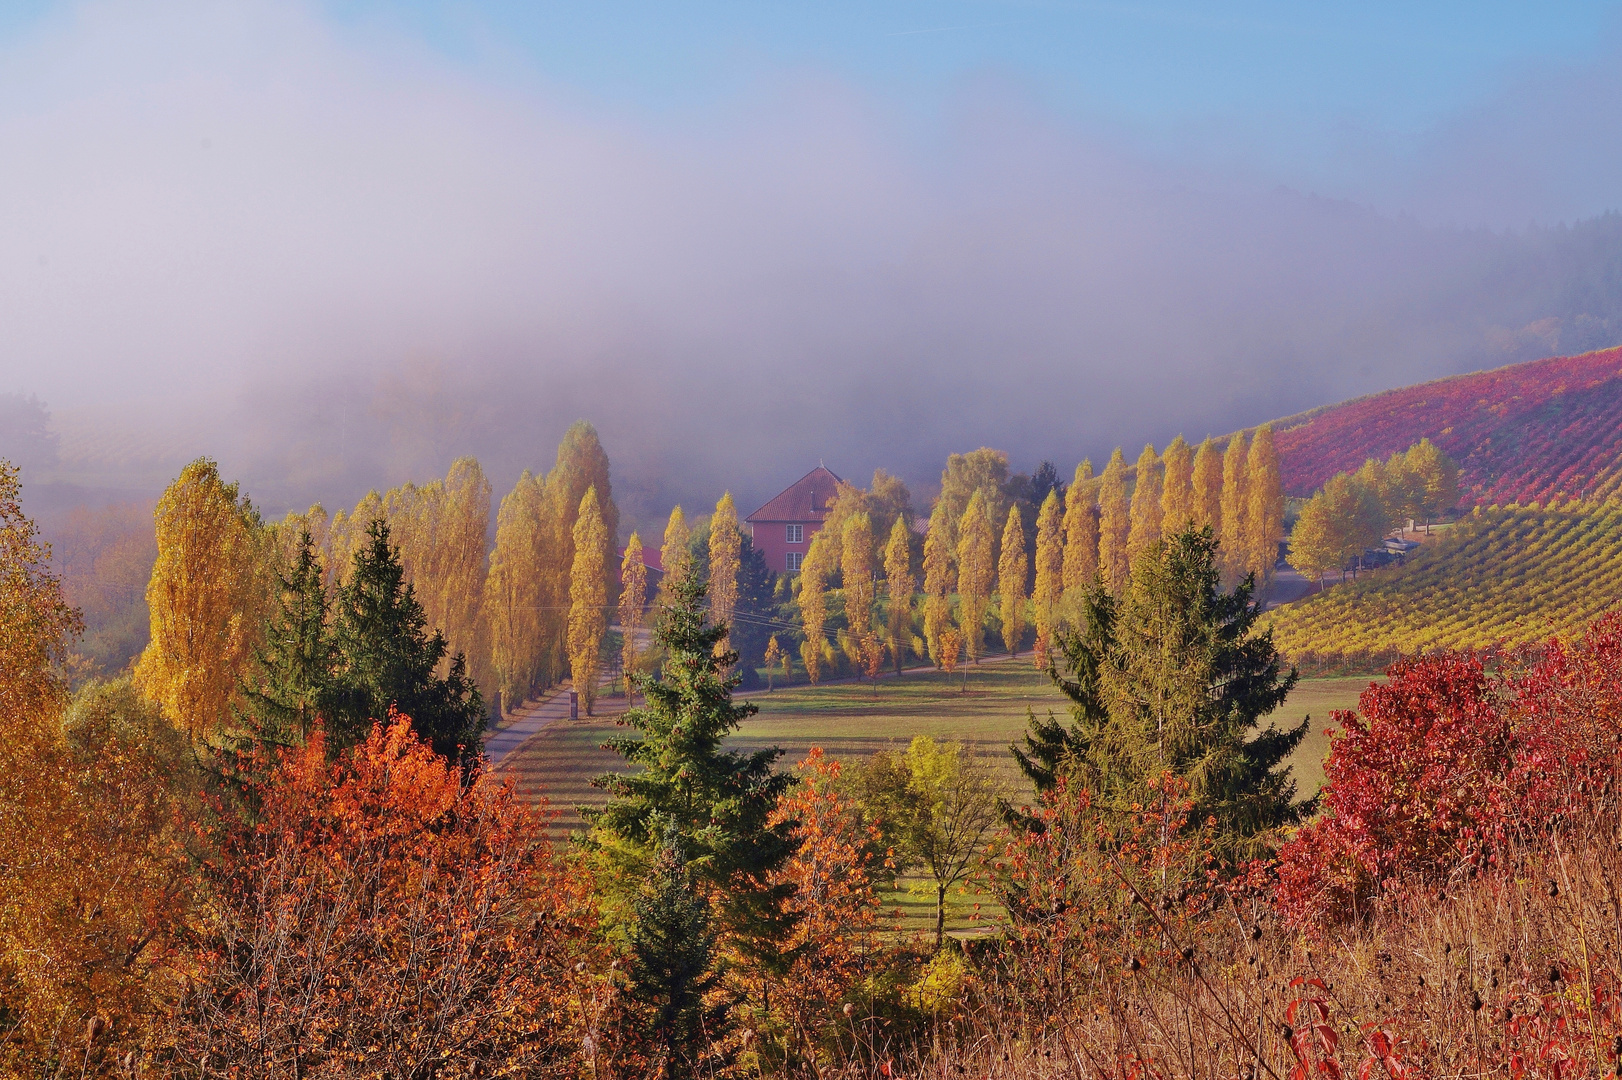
{"left": 1406, "top": 438, "right": 1461, "bottom": 531}
{"left": 708, "top": 493, "right": 742, "bottom": 655}
{"left": 432, "top": 459, "right": 492, "bottom": 692}
{"left": 1061, "top": 460, "right": 1099, "bottom": 599}
{"left": 883, "top": 515, "right": 915, "bottom": 674}
{"left": 483, "top": 471, "right": 547, "bottom": 711}
{"left": 660, "top": 506, "right": 692, "bottom": 603}
{"left": 618, "top": 533, "right": 649, "bottom": 696}
{"left": 1014, "top": 526, "right": 1306, "bottom": 859}
{"left": 797, "top": 532, "right": 833, "bottom": 683}
{"left": 1191, "top": 437, "right": 1223, "bottom": 532}
{"left": 1160, "top": 435, "right": 1194, "bottom": 530}
{"left": 922, "top": 500, "right": 954, "bottom": 668}
{"left": 956, "top": 490, "right": 995, "bottom": 664}
{"left": 840, "top": 513, "right": 876, "bottom": 655}
{"left": 245, "top": 529, "right": 333, "bottom": 746}
{"left": 568, "top": 487, "right": 609, "bottom": 716}
{"left": 1219, "top": 432, "right": 1250, "bottom": 587}
{"left": 1126, "top": 443, "right": 1163, "bottom": 564}
{"left": 1097, "top": 449, "right": 1130, "bottom": 595}
{"left": 136, "top": 458, "right": 271, "bottom": 741}
{"left": 998, "top": 504, "right": 1027, "bottom": 656}
{"left": 1244, "top": 425, "right": 1285, "bottom": 591}
{"left": 1032, "top": 490, "right": 1063, "bottom": 666}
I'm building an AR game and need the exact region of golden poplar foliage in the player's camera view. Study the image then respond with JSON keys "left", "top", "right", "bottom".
{"left": 839, "top": 513, "right": 876, "bottom": 670}
{"left": 1244, "top": 424, "right": 1285, "bottom": 588}
{"left": 1097, "top": 449, "right": 1130, "bottom": 595}
{"left": 1126, "top": 443, "right": 1163, "bottom": 564}
{"left": 483, "top": 471, "right": 548, "bottom": 710}
{"left": 330, "top": 490, "right": 384, "bottom": 578}
{"left": 798, "top": 531, "right": 835, "bottom": 683}
{"left": 1160, "top": 435, "right": 1194, "bottom": 530}
{"left": 936, "top": 448, "right": 1009, "bottom": 553}
{"left": 922, "top": 499, "right": 955, "bottom": 668}
{"left": 708, "top": 492, "right": 742, "bottom": 654}
{"left": 998, "top": 504, "right": 1027, "bottom": 656}
{"left": 1192, "top": 437, "right": 1223, "bottom": 532}
{"left": 270, "top": 504, "right": 334, "bottom": 589}
{"left": 618, "top": 532, "right": 648, "bottom": 693}
{"left": 1032, "top": 489, "right": 1063, "bottom": 666}
{"left": 659, "top": 505, "right": 691, "bottom": 601}
{"left": 1220, "top": 432, "right": 1251, "bottom": 585}
{"left": 567, "top": 487, "right": 609, "bottom": 716}
{"left": 135, "top": 458, "right": 271, "bottom": 740}
{"left": 1061, "top": 460, "right": 1099, "bottom": 597}
{"left": 883, "top": 514, "right": 915, "bottom": 674}
{"left": 956, "top": 490, "right": 995, "bottom": 663}
{"left": 539, "top": 424, "right": 617, "bottom": 686}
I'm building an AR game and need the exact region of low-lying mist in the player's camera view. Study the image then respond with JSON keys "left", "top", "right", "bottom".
{"left": 4, "top": 2, "right": 1621, "bottom": 535}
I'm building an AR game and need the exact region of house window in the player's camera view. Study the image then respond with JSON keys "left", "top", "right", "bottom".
{"left": 786, "top": 551, "right": 803, "bottom": 572}
{"left": 786, "top": 524, "right": 804, "bottom": 544}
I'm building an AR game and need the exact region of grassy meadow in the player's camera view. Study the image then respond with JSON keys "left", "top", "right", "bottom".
{"left": 497, "top": 657, "right": 1375, "bottom": 934}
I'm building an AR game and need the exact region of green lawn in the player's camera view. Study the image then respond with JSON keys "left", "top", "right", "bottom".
{"left": 500, "top": 658, "right": 1375, "bottom": 835}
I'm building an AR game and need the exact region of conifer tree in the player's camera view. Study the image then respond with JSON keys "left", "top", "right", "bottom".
{"left": 1126, "top": 443, "right": 1163, "bottom": 563}
{"left": 1032, "top": 490, "right": 1063, "bottom": 666}
{"left": 797, "top": 532, "right": 834, "bottom": 683}
{"left": 627, "top": 826, "right": 726, "bottom": 1078}
{"left": 660, "top": 506, "right": 692, "bottom": 602}
{"left": 591, "top": 575, "right": 797, "bottom": 967}
{"left": 921, "top": 500, "right": 954, "bottom": 668}
{"left": 840, "top": 513, "right": 876, "bottom": 660}
{"left": 998, "top": 504, "right": 1027, "bottom": 656}
{"left": 136, "top": 458, "right": 271, "bottom": 741}
{"left": 245, "top": 529, "right": 333, "bottom": 745}
{"left": 1160, "top": 435, "right": 1194, "bottom": 530}
{"left": 327, "top": 521, "right": 485, "bottom": 760}
{"left": 1244, "top": 424, "right": 1285, "bottom": 590}
{"left": 956, "top": 490, "right": 995, "bottom": 663}
{"left": 1219, "top": 432, "right": 1250, "bottom": 586}
{"left": 618, "top": 533, "right": 649, "bottom": 697}
{"left": 483, "top": 471, "right": 547, "bottom": 711}
{"left": 1191, "top": 437, "right": 1222, "bottom": 532}
{"left": 1061, "top": 460, "right": 1099, "bottom": 599}
{"left": 568, "top": 487, "right": 609, "bottom": 716}
{"left": 708, "top": 493, "right": 742, "bottom": 655}
{"left": 883, "top": 515, "right": 915, "bottom": 674}
{"left": 1097, "top": 449, "right": 1130, "bottom": 594}
{"left": 1014, "top": 526, "right": 1305, "bottom": 858}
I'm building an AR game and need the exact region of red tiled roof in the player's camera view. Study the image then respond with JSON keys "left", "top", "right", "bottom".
{"left": 619, "top": 545, "right": 664, "bottom": 574}
{"left": 745, "top": 466, "right": 843, "bottom": 523}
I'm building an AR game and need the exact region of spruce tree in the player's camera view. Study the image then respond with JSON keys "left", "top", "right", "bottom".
{"left": 627, "top": 824, "right": 727, "bottom": 1079}
{"left": 1013, "top": 525, "right": 1306, "bottom": 858}
{"left": 327, "top": 520, "right": 485, "bottom": 760}
{"left": 590, "top": 574, "right": 797, "bottom": 967}
{"left": 245, "top": 529, "right": 333, "bottom": 745}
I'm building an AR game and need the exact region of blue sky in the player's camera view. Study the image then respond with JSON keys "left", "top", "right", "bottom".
{"left": 317, "top": 2, "right": 1616, "bottom": 135}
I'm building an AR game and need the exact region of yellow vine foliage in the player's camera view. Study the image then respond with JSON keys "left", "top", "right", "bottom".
{"left": 708, "top": 492, "right": 742, "bottom": 655}
{"left": 1126, "top": 443, "right": 1163, "bottom": 565}
{"left": 1160, "top": 435, "right": 1194, "bottom": 531}
{"left": 956, "top": 490, "right": 996, "bottom": 663}
{"left": 998, "top": 504, "right": 1027, "bottom": 656}
{"left": 135, "top": 458, "right": 271, "bottom": 741}
{"left": 1032, "top": 489, "right": 1063, "bottom": 666}
{"left": 567, "top": 487, "right": 609, "bottom": 716}
{"left": 1097, "top": 449, "right": 1130, "bottom": 595}
{"left": 1219, "top": 432, "right": 1250, "bottom": 586}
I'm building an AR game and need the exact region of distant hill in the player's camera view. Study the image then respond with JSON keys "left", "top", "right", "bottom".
{"left": 1266, "top": 502, "right": 1622, "bottom": 669}
{"left": 1274, "top": 346, "right": 1622, "bottom": 506}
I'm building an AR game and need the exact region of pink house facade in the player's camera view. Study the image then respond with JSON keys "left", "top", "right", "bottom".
{"left": 744, "top": 466, "right": 842, "bottom": 574}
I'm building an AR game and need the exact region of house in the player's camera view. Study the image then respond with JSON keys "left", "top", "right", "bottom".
{"left": 745, "top": 465, "right": 842, "bottom": 574}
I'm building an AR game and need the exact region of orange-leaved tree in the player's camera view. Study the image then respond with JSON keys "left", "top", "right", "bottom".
{"left": 172, "top": 714, "right": 610, "bottom": 1077}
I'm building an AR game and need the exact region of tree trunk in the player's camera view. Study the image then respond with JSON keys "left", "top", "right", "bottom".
{"left": 935, "top": 883, "right": 947, "bottom": 950}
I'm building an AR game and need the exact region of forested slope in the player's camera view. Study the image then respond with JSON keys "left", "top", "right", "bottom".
{"left": 1274, "top": 347, "right": 1622, "bottom": 506}
{"left": 1267, "top": 501, "right": 1622, "bottom": 667}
